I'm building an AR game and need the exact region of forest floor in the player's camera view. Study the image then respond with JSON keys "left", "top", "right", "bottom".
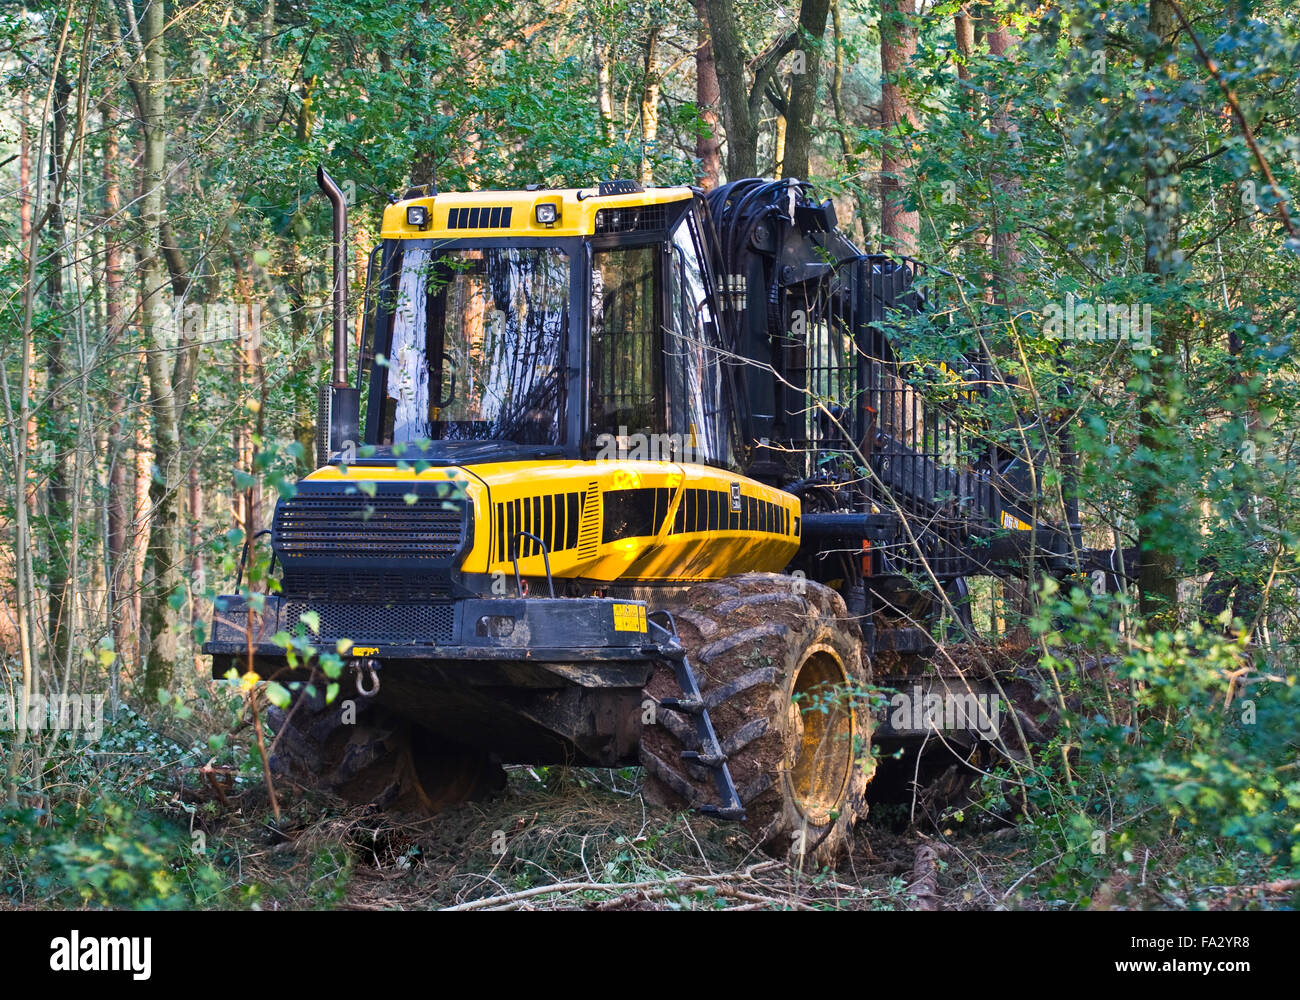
{"left": 5, "top": 684, "right": 1296, "bottom": 911}
{"left": 168, "top": 762, "right": 1294, "bottom": 911}
{"left": 190, "top": 767, "right": 1004, "bottom": 911}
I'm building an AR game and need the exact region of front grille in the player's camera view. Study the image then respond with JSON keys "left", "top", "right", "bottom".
{"left": 279, "top": 570, "right": 451, "bottom": 602}
{"left": 275, "top": 490, "right": 466, "bottom": 561}
{"left": 284, "top": 601, "right": 456, "bottom": 645}
{"left": 273, "top": 482, "right": 469, "bottom": 601}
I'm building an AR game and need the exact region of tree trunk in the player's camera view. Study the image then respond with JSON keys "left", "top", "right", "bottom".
{"left": 1136, "top": 0, "right": 1182, "bottom": 621}
{"left": 101, "top": 99, "right": 130, "bottom": 673}
{"left": 246, "top": 296, "right": 266, "bottom": 536}
{"left": 233, "top": 319, "right": 250, "bottom": 534}
{"left": 639, "top": 26, "right": 661, "bottom": 186}
{"left": 136, "top": 0, "right": 183, "bottom": 697}
{"left": 290, "top": 69, "right": 320, "bottom": 476}
{"left": 5, "top": 14, "right": 73, "bottom": 803}
{"left": 20, "top": 91, "right": 39, "bottom": 514}
{"left": 132, "top": 369, "right": 151, "bottom": 666}
{"left": 46, "top": 70, "right": 74, "bottom": 684}
{"left": 19, "top": 91, "right": 31, "bottom": 254}
{"left": 828, "top": 0, "right": 872, "bottom": 239}
{"left": 189, "top": 463, "right": 204, "bottom": 673}
{"left": 781, "top": 0, "right": 830, "bottom": 181}
{"left": 954, "top": 4, "right": 974, "bottom": 81}
{"left": 703, "top": 0, "right": 758, "bottom": 178}
{"left": 983, "top": 15, "right": 1034, "bottom": 641}
{"left": 879, "top": 0, "right": 919, "bottom": 255}
{"left": 987, "top": 19, "right": 1023, "bottom": 283}
{"left": 693, "top": 0, "right": 722, "bottom": 189}
{"left": 253, "top": 0, "right": 275, "bottom": 138}
{"left": 595, "top": 35, "right": 615, "bottom": 144}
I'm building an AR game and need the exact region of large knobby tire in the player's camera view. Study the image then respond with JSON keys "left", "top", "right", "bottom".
{"left": 268, "top": 688, "right": 504, "bottom": 813}
{"left": 640, "top": 573, "right": 874, "bottom": 867}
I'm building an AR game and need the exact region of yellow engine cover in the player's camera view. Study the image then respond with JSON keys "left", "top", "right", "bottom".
{"left": 304, "top": 460, "right": 801, "bottom": 583}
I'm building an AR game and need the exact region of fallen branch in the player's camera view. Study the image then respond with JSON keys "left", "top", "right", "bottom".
{"left": 441, "top": 859, "right": 784, "bottom": 911}
{"left": 199, "top": 759, "right": 234, "bottom": 810}
{"left": 911, "top": 840, "right": 943, "bottom": 911}
{"left": 594, "top": 881, "right": 818, "bottom": 912}
{"left": 1219, "top": 878, "right": 1300, "bottom": 900}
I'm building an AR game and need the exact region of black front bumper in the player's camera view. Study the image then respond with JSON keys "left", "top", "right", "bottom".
{"left": 205, "top": 593, "right": 655, "bottom": 666}
{"left": 204, "top": 594, "right": 659, "bottom": 765}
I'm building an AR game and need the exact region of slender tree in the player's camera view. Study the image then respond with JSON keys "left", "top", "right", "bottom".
{"left": 880, "top": 0, "right": 919, "bottom": 254}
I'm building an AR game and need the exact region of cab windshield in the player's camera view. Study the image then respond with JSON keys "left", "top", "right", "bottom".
{"left": 377, "top": 244, "right": 569, "bottom": 445}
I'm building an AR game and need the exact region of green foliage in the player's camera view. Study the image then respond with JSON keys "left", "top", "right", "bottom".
{"left": 0, "top": 775, "right": 228, "bottom": 911}
{"left": 12, "top": 799, "right": 226, "bottom": 910}
{"left": 1003, "top": 590, "right": 1300, "bottom": 905}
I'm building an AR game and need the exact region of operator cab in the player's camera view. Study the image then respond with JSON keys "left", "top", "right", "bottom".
{"left": 351, "top": 181, "right": 740, "bottom": 470}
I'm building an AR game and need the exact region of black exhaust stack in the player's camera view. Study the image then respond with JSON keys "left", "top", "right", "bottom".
{"left": 316, "top": 166, "right": 360, "bottom": 466}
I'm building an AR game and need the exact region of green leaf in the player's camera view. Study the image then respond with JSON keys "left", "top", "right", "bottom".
{"left": 319, "top": 653, "right": 343, "bottom": 680}
{"left": 264, "top": 682, "right": 291, "bottom": 709}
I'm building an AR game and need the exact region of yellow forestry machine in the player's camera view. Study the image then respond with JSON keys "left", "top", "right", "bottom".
{"left": 205, "top": 170, "right": 1128, "bottom": 863}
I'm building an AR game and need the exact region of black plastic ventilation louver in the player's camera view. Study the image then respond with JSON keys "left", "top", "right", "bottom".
{"left": 446, "top": 206, "right": 514, "bottom": 229}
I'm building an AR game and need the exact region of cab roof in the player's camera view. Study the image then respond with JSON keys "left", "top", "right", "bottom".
{"left": 379, "top": 184, "right": 695, "bottom": 240}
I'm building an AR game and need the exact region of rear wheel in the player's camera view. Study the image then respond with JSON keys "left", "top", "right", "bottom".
{"left": 640, "top": 573, "right": 875, "bottom": 866}
{"left": 268, "top": 688, "right": 504, "bottom": 812}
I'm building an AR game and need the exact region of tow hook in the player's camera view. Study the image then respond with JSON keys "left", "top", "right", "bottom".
{"left": 355, "top": 658, "right": 381, "bottom": 697}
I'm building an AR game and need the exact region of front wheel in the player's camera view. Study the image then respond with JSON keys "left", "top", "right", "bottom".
{"left": 640, "top": 574, "right": 875, "bottom": 867}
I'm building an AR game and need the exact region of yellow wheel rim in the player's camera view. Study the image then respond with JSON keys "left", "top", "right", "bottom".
{"left": 787, "top": 645, "right": 856, "bottom": 825}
